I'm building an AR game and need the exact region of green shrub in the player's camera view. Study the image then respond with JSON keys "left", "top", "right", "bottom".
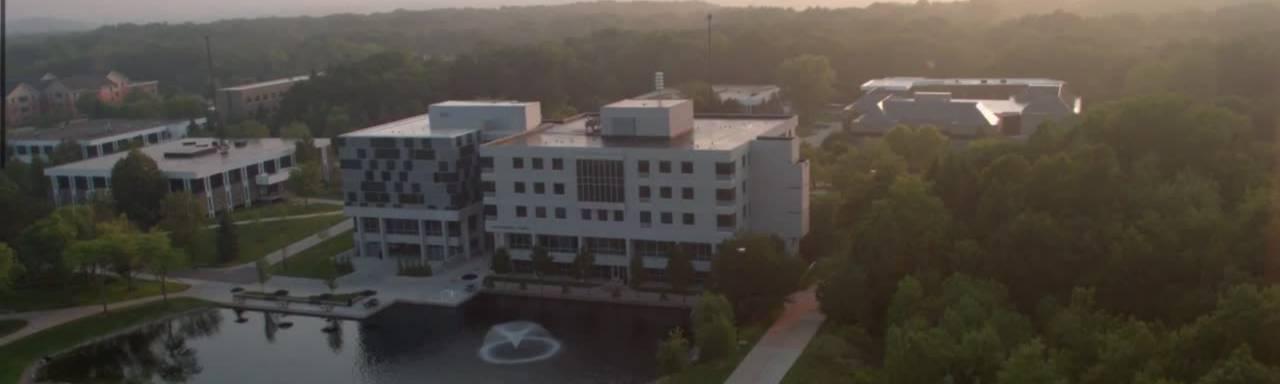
{"left": 657, "top": 327, "right": 691, "bottom": 375}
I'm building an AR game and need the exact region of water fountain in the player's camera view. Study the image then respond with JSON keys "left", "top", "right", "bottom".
{"left": 477, "top": 321, "right": 562, "bottom": 365}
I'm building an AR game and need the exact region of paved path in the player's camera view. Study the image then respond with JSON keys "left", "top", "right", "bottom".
{"left": 803, "top": 124, "right": 841, "bottom": 147}
{"left": 178, "top": 219, "right": 354, "bottom": 284}
{"left": 725, "top": 287, "right": 826, "bottom": 384}
{"left": 202, "top": 210, "right": 343, "bottom": 229}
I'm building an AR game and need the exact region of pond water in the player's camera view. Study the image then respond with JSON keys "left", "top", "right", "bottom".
{"left": 39, "top": 295, "right": 689, "bottom": 384}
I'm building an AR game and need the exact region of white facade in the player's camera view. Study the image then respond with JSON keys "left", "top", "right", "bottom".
{"left": 428, "top": 101, "right": 541, "bottom": 142}
{"left": 9, "top": 118, "right": 199, "bottom": 163}
{"left": 481, "top": 99, "right": 809, "bottom": 281}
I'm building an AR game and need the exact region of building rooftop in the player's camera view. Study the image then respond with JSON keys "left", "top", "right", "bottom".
{"left": 47, "top": 138, "right": 297, "bottom": 177}
{"left": 339, "top": 114, "right": 473, "bottom": 139}
{"left": 487, "top": 114, "right": 793, "bottom": 151}
{"left": 9, "top": 119, "right": 191, "bottom": 142}
{"left": 221, "top": 75, "right": 311, "bottom": 92}
{"left": 861, "top": 77, "right": 1066, "bottom": 92}
{"left": 712, "top": 84, "right": 781, "bottom": 95}
{"left": 605, "top": 99, "right": 689, "bottom": 109}
{"left": 432, "top": 100, "right": 530, "bottom": 107}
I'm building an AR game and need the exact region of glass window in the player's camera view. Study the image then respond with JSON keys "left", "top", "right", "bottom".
{"left": 552, "top": 158, "right": 564, "bottom": 170}
{"left": 596, "top": 209, "right": 608, "bottom": 221}
{"left": 717, "top": 214, "right": 737, "bottom": 229}
{"left": 576, "top": 159, "right": 625, "bottom": 203}
{"left": 682, "top": 161, "right": 694, "bottom": 174}
{"left": 659, "top": 161, "right": 671, "bottom": 173}
{"left": 554, "top": 183, "right": 565, "bottom": 195}
{"left": 516, "top": 206, "right": 527, "bottom": 218}
{"left": 637, "top": 160, "right": 650, "bottom": 174}
{"left": 515, "top": 182, "right": 526, "bottom": 194}
{"left": 534, "top": 182, "right": 545, "bottom": 194}
{"left": 660, "top": 187, "right": 672, "bottom": 199}
{"left": 683, "top": 213, "right": 695, "bottom": 225}
{"left": 640, "top": 211, "right": 651, "bottom": 225}
{"left": 661, "top": 212, "right": 673, "bottom": 224}
{"left": 535, "top": 207, "right": 546, "bottom": 218}
{"left": 508, "top": 233, "right": 532, "bottom": 249}
{"left": 613, "top": 210, "right": 624, "bottom": 222}
{"left": 581, "top": 209, "right": 592, "bottom": 220}
{"left": 513, "top": 157, "right": 524, "bottom": 169}
{"left": 682, "top": 187, "right": 694, "bottom": 200}
{"left": 532, "top": 158, "right": 543, "bottom": 170}
{"left": 640, "top": 186, "right": 651, "bottom": 200}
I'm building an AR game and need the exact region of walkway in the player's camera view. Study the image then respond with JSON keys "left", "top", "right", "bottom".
{"left": 178, "top": 219, "right": 354, "bottom": 284}
{"left": 725, "top": 287, "right": 826, "bottom": 384}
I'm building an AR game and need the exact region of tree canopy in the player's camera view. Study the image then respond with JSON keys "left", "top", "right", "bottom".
{"left": 110, "top": 149, "right": 168, "bottom": 228}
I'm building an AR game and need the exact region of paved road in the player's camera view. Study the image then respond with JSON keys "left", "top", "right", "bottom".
{"left": 725, "top": 287, "right": 826, "bottom": 384}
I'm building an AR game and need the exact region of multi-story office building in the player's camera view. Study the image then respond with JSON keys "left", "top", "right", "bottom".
{"left": 4, "top": 71, "right": 158, "bottom": 127}
{"left": 481, "top": 99, "right": 809, "bottom": 281}
{"left": 44, "top": 138, "right": 314, "bottom": 217}
{"left": 216, "top": 75, "right": 311, "bottom": 122}
{"left": 336, "top": 101, "right": 541, "bottom": 263}
{"left": 849, "top": 77, "right": 1082, "bottom": 138}
{"left": 8, "top": 118, "right": 201, "bottom": 163}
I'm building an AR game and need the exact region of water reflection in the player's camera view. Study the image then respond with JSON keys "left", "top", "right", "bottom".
{"left": 39, "top": 295, "right": 689, "bottom": 384}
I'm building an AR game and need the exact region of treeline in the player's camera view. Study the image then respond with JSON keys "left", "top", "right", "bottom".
{"left": 10, "top": 1, "right": 1280, "bottom": 136}
{"left": 806, "top": 94, "right": 1278, "bottom": 382}
{"left": 4, "top": 1, "right": 717, "bottom": 93}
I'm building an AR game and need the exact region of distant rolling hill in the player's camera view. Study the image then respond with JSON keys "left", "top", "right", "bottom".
{"left": 5, "top": 17, "right": 97, "bottom": 36}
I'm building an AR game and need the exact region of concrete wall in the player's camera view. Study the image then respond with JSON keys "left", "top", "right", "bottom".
{"left": 428, "top": 103, "right": 541, "bottom": 142}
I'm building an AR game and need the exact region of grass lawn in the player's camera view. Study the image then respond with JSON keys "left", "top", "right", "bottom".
{"left": 0, "top": 277, "right": 190, "bottom": 312}
{"left": 271, "top": 230, "right": 354, "bottom": 279}
{"left": 0, "top": 298, "right": 215, "bottom": 384}
{"left": 191, "top": 214, "right": 348, "bottom": 267}
{"left": 229, "top": 201, "right": 341, "bottom": 222}
{"left": 0, "top": 320, "right": 27, "bottom": 338}
{"left": 660, "top": 325, "right": 767, "bottom": 384}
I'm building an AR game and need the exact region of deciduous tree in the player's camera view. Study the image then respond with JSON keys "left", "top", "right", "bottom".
{"left": 111, "top": 149, "right": 168, "bottom": 228}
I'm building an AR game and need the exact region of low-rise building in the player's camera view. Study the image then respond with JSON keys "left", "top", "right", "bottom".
{"left": 8, "top": 118, "right": 201, "bottom": 163}
{"left": 849, "top": 77, "right": 1082, "bottom": 138}
{"left": 480, "top": 98, "right": 809, "bottom": 281}
{"left": 44, "top": 138, "right": 314, "bottom": 217}
{"left": 336, "top": 101, "right": 541, "bottom": 263}
{"left": 216, "top": 75, "right": 311, "bottom": 122}
{"left": 712, "top": 84, "right": 781, "bottom": 110}
{"left": 4, "top": 71, "right": 160, "bottom": 127}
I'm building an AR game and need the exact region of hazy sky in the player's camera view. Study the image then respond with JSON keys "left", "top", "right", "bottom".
{"left": 10, "top": 0, "right": 890, "bottom": 24}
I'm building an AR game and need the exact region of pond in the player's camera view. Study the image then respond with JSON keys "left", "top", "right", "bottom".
{"left": 38, "top": 295, "right": 690, "bottom": 383}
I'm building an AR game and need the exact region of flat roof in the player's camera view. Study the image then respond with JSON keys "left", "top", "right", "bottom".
{"left": 432, "top": 100, "right": 533, "bottom": 107}
{"left": 221, "top": 75, "right": 310, "bottom": 92}
{"left": 712, "top": 84, "right": 780, "bottom": 93}
{"left": 10, "top": 119, "right": 188, "bottom": 142}
{"left": 861, "top": 77, "right": 1066, "bottom": 91}
{"left": 488, "top": 114, "right": 792, "bottom": 151}
{"left": 339, "top": 114, "right": 473, "bottom": 139}
{"left": 47, "top": 138, "right": 295, "bottom": 177}
{"left": 605, "top": 99, "right": 691, "bottom": 109}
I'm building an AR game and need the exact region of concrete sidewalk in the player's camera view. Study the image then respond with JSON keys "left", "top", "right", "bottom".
{"left": 725, "top": 287, "right": 826, "bottom": 384}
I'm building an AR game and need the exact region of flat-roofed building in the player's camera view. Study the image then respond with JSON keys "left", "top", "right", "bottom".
{"left": 481, "top": 98, "right": 809, "bottom": 282}
{"left": 44, "top": 137, "right": 318, "bottom": 217}
{"left": 850, "top": 77, "right": 1083, "bottom": 138}
{"left": 8, "top": 118, "right": 202, "bottom": 163}
{"left": 216, "top": 75, "right": 311, "bottom": 121}
{"left": 336, "top": 101, "right": 541, "bottom": 264}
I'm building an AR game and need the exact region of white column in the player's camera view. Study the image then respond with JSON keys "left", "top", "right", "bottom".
{"left": 50, "top": 176, "right": 61, "bottom": 207}
{"left": 241, "top": 167, "right": 252, "bottom": 208}
{"left": 203, "top": 177, "right": 215, "bottom": 217}
{"left": 222, "top": 172, "right": 234, "bottom": 212}
{"left": 419, "top": 221, "right": 428, "bottom": 264}
{"left": 379, "top": 218, "right": 389, "bottom": 260}
{"left": 354, "top": 218, "right": 365, "bottom": 258}
{"left": 442, "top": 221, "right": 452, "bottom": 262}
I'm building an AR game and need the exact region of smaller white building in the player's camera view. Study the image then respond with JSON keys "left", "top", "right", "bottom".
{"left": 8, "top": 118, "right": 202, "bottom": 163}
{"left": 712, "top": 85, "right": 781, "bottom": 108}
{"left": 44, "top": 138, "right": 311, "bottom": 217}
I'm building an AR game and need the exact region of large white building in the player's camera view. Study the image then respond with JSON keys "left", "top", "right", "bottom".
{"left": 480, "top": 99, "right": 809, "bottom": 281}
{"left": 337, "top": 101, "right": 541, "bottom": 263}
{"left": 850, "top": 77, "right": 1082, "bottom": 138}
{"left": 44, "top": 137, "right": 310, "bottom": 217}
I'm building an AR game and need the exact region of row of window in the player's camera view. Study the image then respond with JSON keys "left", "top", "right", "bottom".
{"left": 504, "top": 233, "right": 715, "bottom": 260}
{"left": 356, "top": 217, "right": 471, "bottom": 235}
{"left": 511, "top": 157, "right": 565, "bottom": 170}
{"left": 490, "top": 204, "right": 737, "bottom": 229}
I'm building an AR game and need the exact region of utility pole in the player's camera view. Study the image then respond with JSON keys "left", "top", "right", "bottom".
{"left": 2, "top": 0, "right": 8, "bottom": 169}
{"left": 204, "top": 35, "right": 225, "bottom": 140}
{"left": 706, "top": 13, "right": 713, "bottom": 86}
